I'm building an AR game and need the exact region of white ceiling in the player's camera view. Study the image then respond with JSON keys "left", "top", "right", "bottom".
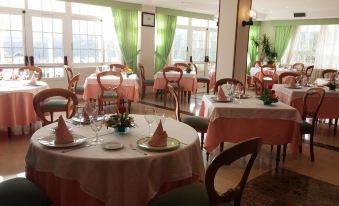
{"left": 115, "top": 0, "right": 339, "bottom": 21}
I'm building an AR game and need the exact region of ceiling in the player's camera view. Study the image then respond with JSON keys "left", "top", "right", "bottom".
{"left": 115, "top": 0, "right": 339, "bottom": 21}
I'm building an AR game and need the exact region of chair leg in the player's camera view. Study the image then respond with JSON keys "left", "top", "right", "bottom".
{"left": 310, "top": 132, "right": 315, "bottom": 162}
{"left": 50, "top": 112, "right": 53, "bottom": 122}
{"left": 206, "top": 82, "right": 210, "bottom": 94}
{"left": 128, "top": 100, "right": 131, "bottom": 113}
{"left": 200, "top": 133, "right": 204, "bottom": 150}
{"left": 270, "top": 145, "right": 273, "bottom": 152}
{"left": 206, "top": 151, "right": 209, "bottom": 163}
{"left": 164, "top": 90, "right": 167, "bottom": 107}
{"left": 334, "top": 118, "right": 338, "bottom": 135}
{"left": 142, "top": 85, "right": 146, "bottom": 99}
{"left": 188, "top": 91, "right": 191, "bottom": 103}
{"left": 219, "top": 142, "right": 224, "bottom": 152}
{"left": 282, "top": 144, "right": 287, "bottom": 162}
{"left": 276, "top": 145, "right": 281, "bottom": 171}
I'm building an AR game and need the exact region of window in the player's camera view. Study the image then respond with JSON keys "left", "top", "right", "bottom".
{"left": 172, "top": 28, "right": 188, "bottom": 62}
{"left": 32, "top": 16, "right": 63, "bottom": 64}
{"left": 0, "top": 0, "right": 24, "bottom": 8}
{"left": 72, "top": 19, "right": 103, "bottom": 63}
{"left": 28, "top": 0, "right": 65, "bottom": 13}
{"left": 0, "top": 14, "right": 24, "bottom": 64}
{"left": 71, "top": 3, "right": 104, "bottom": 16}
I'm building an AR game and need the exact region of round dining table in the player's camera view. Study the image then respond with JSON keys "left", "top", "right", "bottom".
{"left": 0, "top": 80, "right": 49, "bottom": 134}
{"left": 25, "top": 115, "right": 205, "bottom": 206}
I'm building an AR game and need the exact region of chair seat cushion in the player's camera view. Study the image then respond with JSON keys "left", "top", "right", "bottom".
{"left": 0, "top": 178, "right": 52, "bottom": 206}
{"left": 42, "top": 99, "right": 68, "bottom": 109}
{"left": 148, "top": 183, "right": 231, "bottom": 206}
{"left": 182, "top": 116, "right": 209, "bottom": 129}
{"left": 197, "top": 77, "right": 210, "bottom": 82}
{"left": 300, "top": 121, "right": 313, "bottom": 133}
{"left": 143, "top": 79, "right": 154, "bottom": 85}
{"left": 75, "top": 85, "right": 84, "bottom": 94}
{"left": 103, "top": 91, "right": 119, "bottom": 98}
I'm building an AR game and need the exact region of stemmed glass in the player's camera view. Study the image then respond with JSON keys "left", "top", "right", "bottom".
{"left": 234, "top": 84, "right": 243, "bottom": 103}
{"left": 85, "top": 101, "right": 97, "bottom": 120}
{"left": 90, "top": 111, "right": 105, "bottom": 144}
{"left": 75, "top": 106, "right": 84, "bottom": 127}
{"left": 155, "top": 112, "right": 166, "bottom": 125}
{"left": 144, "top": 107, "right": 155, "bottom": 137}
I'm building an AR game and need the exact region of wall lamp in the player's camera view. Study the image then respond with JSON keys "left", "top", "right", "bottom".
{"left": 242, "top": 10, "right": 256, "bottom": 26}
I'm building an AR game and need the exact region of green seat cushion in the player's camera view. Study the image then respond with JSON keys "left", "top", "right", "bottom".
{"left": 148, "top": 183, "right": 231, "bottom": 206}
{"left": 169, "top": 83, "right": 180, "bottom": 89}
{"left": 197, "top": 77, "right": 210, "bottom": 82}
{"left": 103, "top": 91, "right": 119, "bottom": 98}
{"left": 182, "top": 116, "right": 209, "bottom": 129}
{"left": 75, "top": 85, "right": 84, "bottom": 93}
{"left": 42, "top": 99, "right": 68, "bottom": 109}
{"left": 144, "top": 79, "right": 154, "bottom": 85}
{"left": 0, "top": 178, "right": 52, "bottom": 206}
{"left": 300, "top": 121, "right": 313, "bottom": 133}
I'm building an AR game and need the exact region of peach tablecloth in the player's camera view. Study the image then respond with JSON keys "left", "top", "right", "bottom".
{"left": 209, "top": 71, "right": 216, "bottom": 91}
{"left": 272, "top": 84, "right": 339, "bottom": 118}
{"left": 0, "top": 80, "right": 49, "bottom": 133}
{"left": 25, "top": 115, "right": 205, "bottom": 206}
{"left": 83, "top": 74, "right": 140, "bottom": 102}
{"left": 199, "top": 95, "right": 302, "bottom": 154}
{"left": 153, "top": 71, "right": 198, "bottom": 94}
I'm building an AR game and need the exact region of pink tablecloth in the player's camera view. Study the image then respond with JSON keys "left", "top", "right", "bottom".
{"left": 153, "top": 71, "right": 198, "bottom": 94}
{"left": 272, "top": 84, "right": 339, "bottom": 118}
{"left": 199, "top": 95, "right": 302, "bottom": 154}
{"left": 83, "top": 74, "right": 140, "bottom": 102}
{"left": 0, "top": 80, "right": 49, "bottom": 130}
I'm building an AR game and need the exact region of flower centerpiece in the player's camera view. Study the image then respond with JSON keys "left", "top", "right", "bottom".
{"left": 260, "top": 88, "right": 278, "bottom": 105}
{"left": 185, "top": 64, "right": 192, "bottom": 74}
{"left": 122, "top": 66, "right": 133, "bottom": 78}
{"left": 105, "top": 99, "right": 135, "bottom": 134}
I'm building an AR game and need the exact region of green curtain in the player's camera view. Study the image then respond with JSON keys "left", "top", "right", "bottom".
{"left": 247, "top": 25, "right": 261, "bottom": 72}
{"left": 274, "top": 25, "right": 294, "bottom": 62}
{"left": 112, "top": 8, "right": 138, "bottom": 70}
{"left": 155, "top": 14, "right": 177, "bottom": 72}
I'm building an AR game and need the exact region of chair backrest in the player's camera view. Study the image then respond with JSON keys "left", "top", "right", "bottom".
{"left": 96, "top": 71, "right": 123, "bottom": 95}
{"left": 205, "top": 137, "right": 262, "bottom": 206}
{"left": 213, "top": 78, "right": 244, "bottom": 94}
{"left": 138, "top": 63, "right": 146, "bottom": 81}
{"left": 68, "top": 74, "right": 80, "bottom": 93}
{"left": 292, "top": 63, "right": 304, "bottom": 73}
{"left": 192, "top": 63, "right": 198, "bottom": 74}
{"left": 260, "top": 64, "right": 276, "bottom": 78}
{"left": 109, "top": 64, "right": 125, "bottom": 72}
{"left": 278, "top": 72, "right": 300, "bottom": 84}
{"left": 174, "top": 62, "right": 189, "bottom": 70}
{"left": 64, "top": 66, "right": 74, "bottom": 84}
{"left": 167, "top": 84, "right": 181, "bottom": 121}
{"left": 304, "top": 65, "right": 314, "bottom": 78}
{"left": 302, "top": 88, "right": 325, "bottom": 124}
{"left": 253, "top": 60, "right": 262, "bottom": 67}
{"left": 33, "top": 88, "right": 78, "bottom": 125}
{"left": 162, "top": 66, "right": 183, "bottom": 89}
{"left": 321, "top": 69, "right": 337, "bottom": 78}
{"left": 252, "top": 76, "right": 264, "bottom": 95}
{"left": 18, "top": 65, "right": 43, "bottom": 80}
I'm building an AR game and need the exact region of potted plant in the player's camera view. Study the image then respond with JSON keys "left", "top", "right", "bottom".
{"left": 105, "top": 100, "right": 136, "bottom": 134}
{"left": 260, "top": 88, "right": 279, "bottom": 105}
{"left": 257, "top": 34, "right": 277, "bottom": 65}
{"left": 185, "top": 64, "right": 192, "bottom": 74}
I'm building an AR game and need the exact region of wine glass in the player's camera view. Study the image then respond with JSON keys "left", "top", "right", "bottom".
{"left": 90, "top": 111, "right": 105, "bottom": 144}
{"left": 234, "top": 84, "right": 243, "bottom": 103}
{"left": 75, "top": 106, "right": 84, "bottom": 127}
{"left": 85, "top": 101, "right": 97, "bottom": 120}
{"left": 155, "top": 112, "right": 166, "bottom": 125}
{"left": 144, "top": 107, "right": 155, "bottom": 137}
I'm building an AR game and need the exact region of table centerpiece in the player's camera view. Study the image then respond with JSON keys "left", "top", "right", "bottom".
{"left": 260, "top": 88, "right": 278, "bottom": 105}
{"left": 105, "top": 100, "right": 135, "bottom": 134}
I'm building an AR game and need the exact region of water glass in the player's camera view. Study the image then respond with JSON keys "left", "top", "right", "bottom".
{"left": 90, "top": 111, "right": 105, "bottom": 144}
{"left": 76, "top": 106, "right": 84, "bottom": 127}
{"left": 144, "top": 107, "right": 155, "bottom": 137}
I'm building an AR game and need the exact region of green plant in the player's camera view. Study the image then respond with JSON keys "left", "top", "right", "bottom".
{"left": 105, "top": 100, "right": 136, "bottom": 128}
{"left": 186, "top": 65, "right": 192, "bottom": 73}
{"left": 260, "top": 88, "right": 278, "bottom": 105}
{"left": 258, "top": 34, "right": 277, "bottom": 64}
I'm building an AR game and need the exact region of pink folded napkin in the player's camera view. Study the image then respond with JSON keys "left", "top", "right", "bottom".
{"left": 217, "top": 87, "right": 227, "bottom": 101}
{"left": 148, "top": 121, "right": 168, "bottom": 147}
{"left": 55, "top": 116, "right": 74, "bottom": 144}
{"left": 29, "top": 75, "right": 37, "bottom": 85}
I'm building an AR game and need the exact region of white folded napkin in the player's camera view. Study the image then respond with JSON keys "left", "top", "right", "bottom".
{"left": 55, "top": 116, "right": 74, "bottom": 144}
{"left": 217, "top": 86, "right": 227, "bottom": 101}
{"left": 29, "top": 75, "right": 37, "bottom": 85}
{"left": 148, "top": 121, "right": 168, "bottom": 147}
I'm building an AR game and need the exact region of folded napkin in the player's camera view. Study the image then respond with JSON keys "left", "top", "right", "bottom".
{"left": 29, "top": 75, "right": 37, "bottom": 85}
{"left": 10, "top": 71, "right": 18, "bottom": 80}
{"left": 148, "top": 121, "right": 168, "bottom": 147}
{"left": 217, "top": 86, "right": 227, "bottom": 101}
{"left": 55, "top": 115, "right": 74, "bottom": 144}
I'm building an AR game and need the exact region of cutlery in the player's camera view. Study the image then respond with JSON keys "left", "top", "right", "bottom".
{"left": 129, "top": 144, "right": 148, "bottom": 155}
{"left": 61, "top": 144, "right": 95, "bottom": 153}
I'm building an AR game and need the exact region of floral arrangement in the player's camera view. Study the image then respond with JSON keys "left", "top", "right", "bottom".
{"left": 122, "top": 67, "right": 133, "bottom": 75}
{"left": 105, "top": 99, "right": 135, "bottom": 129}
{"left": 185, "top": 64, "right": 192, "bottom": 73}
{"left": 260, "top": 88, "right": 278, "bottom": 105}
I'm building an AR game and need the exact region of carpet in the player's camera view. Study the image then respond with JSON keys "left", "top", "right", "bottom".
{"left": 241, "top": 169, "right": 339, "bottom": 206}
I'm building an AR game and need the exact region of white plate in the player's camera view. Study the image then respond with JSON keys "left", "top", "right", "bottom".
{"left": 72, "top": 117, "right": 90, "bottom": 124}
{"left": 38, "top": 134, "right": 87, "bottom": 148}
{"left": 49, "top": 126, "right": 72, "bottom": 133}
{"left": 210, "top": 96, "right": 232, "bottom": 103}
{"left": 102, "top": 141, "right": 124, "bottom": 150}
{"left": 137, "top": 137, "right": 180, "bottom": 151}
{"left": 285, "top": 86, "right": 303, "bottom": 89}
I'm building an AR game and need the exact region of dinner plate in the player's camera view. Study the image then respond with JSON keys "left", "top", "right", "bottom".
{"left": 102, "top": 141, "right": 124, "bottom": 150}
{"left": 240, "top": 94, "right": 251, "bottom": 99}
{"left": 24, "top": 83, "right": 43, "bottom": 86}
{"left": 49, "top": 126, "right": 72, "bottom": 133}
{"left": 72, "top": 117, "right": 90, "bottom": 124}
{"left": 137, "top": 137, "right": 180, "bottom": 151}
{"left": 210, "top": 96, "right": 232, "bottom": 103}
{"left": 38, "top": 134, "right": 87, "bottom": 148}
{"left": 285, "top": 86, "right": 303, "bottom": 89}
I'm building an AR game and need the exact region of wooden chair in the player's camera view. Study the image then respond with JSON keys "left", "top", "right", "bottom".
{"left": 278, "top": 72, "right": 300, "bottom": 84}
{"left": 109, "top": 64, "right": 125, "bottom": 72}
{"left": 193, "top": 63, "right": 210, "bottom": 94}
{"left": 138, "top": 63, "right": 154, "bottom": 99}
{"left": 96, "top": 71, "right": 123, "bottom": 112}
{"left": 253, "top": 76, "right": 264, "bottom": 95}
{"left": 167, "top": 84, "right": 209, "bottom": 150}
{"left": 68, "top": 74, "right": 80, "bottom": 94}
{"left": 148, "top": 137, "right": 263, "bottom": 206}
{"left": 213, "top": 78, "right": 244, "bottom": 95}
{"left": 299, "top": 88, "right": 325, "bottom": 162}
{"left": 260, "top": 64, "right": 277, "bottom": 87}
{"left": 33, "top": 88, "right": 78, "bottom": 126}
{"left": 292, "top": 63, "right": 304, "bottom": 73}
{"left": 64, "top": 66, "right": 84, "bottom": 95}
{"left": 174, "top": 62, "right": 189, "bottom": 70}
{"left": 163, "top": 66, "right": 183, "bottom": 107}
{"left": 18, "top": 65, "right": 42, "bottom": 80}
{"left": 321, "top": 69, "right": 337, "bottom": 78}
{"left": 0, "top": 178, "right": 52, "bottom": 206}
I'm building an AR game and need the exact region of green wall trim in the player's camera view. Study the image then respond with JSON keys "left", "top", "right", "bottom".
{"left": 263, "top": 18, "right": 339, "bottom": 26}
{"left": 156, "top": 7, "right": 214, "bottom": 20}
{"left": 61, "top": 0, "right": 141, "bottom": 10}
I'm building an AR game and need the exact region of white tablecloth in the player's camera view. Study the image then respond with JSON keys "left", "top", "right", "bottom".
{"left": 25, "top": 115, "right": 205, "bottom": 206}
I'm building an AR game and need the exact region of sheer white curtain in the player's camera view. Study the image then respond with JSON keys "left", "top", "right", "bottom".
{"left": 314, "top": 25, "right": 339, "bottom": 70}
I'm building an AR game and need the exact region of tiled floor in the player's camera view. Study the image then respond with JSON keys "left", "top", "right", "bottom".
{"left": 1, "top": 86, "right": 339, "bottom": 204}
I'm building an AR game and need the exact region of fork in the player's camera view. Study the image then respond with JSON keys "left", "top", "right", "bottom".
{"left": 129, "top": 144, "right": 148, "bottom": 155}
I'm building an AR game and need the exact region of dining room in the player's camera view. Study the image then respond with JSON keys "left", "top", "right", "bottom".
{"left": 1, "top": 0, "right": 339, "bottom": 205}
